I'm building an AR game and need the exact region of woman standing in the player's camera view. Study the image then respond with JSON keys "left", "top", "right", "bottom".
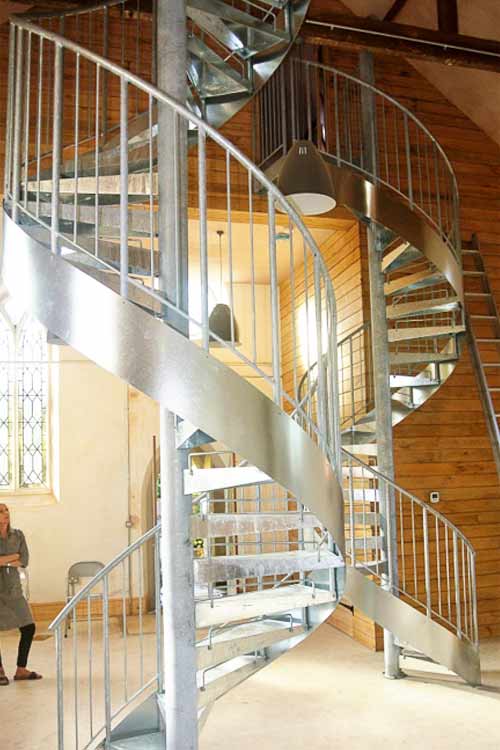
{"left": 0, "top": 503, "right": 42, "bottom": 685}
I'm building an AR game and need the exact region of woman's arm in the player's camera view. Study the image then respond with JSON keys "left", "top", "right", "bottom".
{"left": 0, "top": 553, "right": 20, "bottom": 566}
{"left": 18, "top": 531, "right": 29, "bottom": 567}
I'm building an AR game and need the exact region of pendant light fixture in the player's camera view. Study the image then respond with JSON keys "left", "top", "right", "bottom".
{"left": 208, "top": 230, "right": 240, "bottom": 346}
{"left": 277, "top": 140, "right": 336, "bottom": 216}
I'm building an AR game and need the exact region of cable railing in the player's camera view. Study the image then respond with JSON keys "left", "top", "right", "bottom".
{"left": 48, "top": 524, "right": 162, "bottom": 750}
{"left": 5, "top": 18, "right": 341, "bottom": 469}
{"left": 255, "top": 56, "right": 461, "bottom": 264}
{"left": 342, "top": 448, "right": 479, "bottom": 649}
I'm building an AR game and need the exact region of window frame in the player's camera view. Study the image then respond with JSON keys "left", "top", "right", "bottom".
{"left": 0, "top": 308, "right": 51, "bottom": 495}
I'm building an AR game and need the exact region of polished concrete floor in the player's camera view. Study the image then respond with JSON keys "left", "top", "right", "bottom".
{"left": 1, "top": 623, "right": 499, "bottom": 749}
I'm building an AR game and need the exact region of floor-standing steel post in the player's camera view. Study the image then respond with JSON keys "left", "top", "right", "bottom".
{"left": 157, "top": 2, "right": 198, "bottom": 748}
{"left": 359, "top": 51, "right": 402, "bottom": 680}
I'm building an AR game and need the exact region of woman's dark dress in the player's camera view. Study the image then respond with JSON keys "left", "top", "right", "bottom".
{"left": 0, "top": 528, "right": 33, "bottom": 631}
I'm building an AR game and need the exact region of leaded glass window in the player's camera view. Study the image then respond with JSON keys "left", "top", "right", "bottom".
{"left": 0, "top": 306, "right": 49, "bottom": 491}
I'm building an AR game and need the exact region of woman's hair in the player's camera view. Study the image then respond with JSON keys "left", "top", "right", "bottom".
{"left": 0, "top": 503, "right": 10, "bottom": 532}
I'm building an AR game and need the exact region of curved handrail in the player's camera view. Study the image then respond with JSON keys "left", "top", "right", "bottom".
{"left": 255, "top": 56, "right": 461, "bottom": 264}
{"left": 6, "top": 17, "right": 342, "bottom": 470}
{"left": 48, "top": 522, "right": 161, "bottom": 632}
{"left": 342, "top": 448, "right": 478, "bottom": 648}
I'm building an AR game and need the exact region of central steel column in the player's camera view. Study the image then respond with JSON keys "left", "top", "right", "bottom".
{"left": 359, "top": 51, "right": 402, "bottom": 679}
{"left": 157, "top": 1, "right": 198, "bottom": 747}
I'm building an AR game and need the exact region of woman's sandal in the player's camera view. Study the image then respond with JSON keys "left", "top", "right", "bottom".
{"left": 13, "top": 671, "right": 42, "bottom": 681}
{"left": 0, "top": 674, "right": 9, "bottom": 686}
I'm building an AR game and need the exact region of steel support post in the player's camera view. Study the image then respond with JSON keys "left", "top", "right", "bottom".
{"left": 360, "top": 51, "right": 403, "bottom": 680}
{"left": 157, "top": 1, "right": 198, "bottom": 749}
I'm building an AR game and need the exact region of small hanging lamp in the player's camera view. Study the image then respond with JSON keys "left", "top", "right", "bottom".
{"left": 208, "top": 230, "right": 240, "bottom": 346}
{"left": 277, "top": 140, "right": 336, "bottom": 216}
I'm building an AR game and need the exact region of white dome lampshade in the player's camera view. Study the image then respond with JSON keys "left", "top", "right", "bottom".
{"left": 277, "top": 140, "right": 336, "bottom": 216}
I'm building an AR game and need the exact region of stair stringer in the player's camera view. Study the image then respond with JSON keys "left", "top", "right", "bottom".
{"left": 346, "top": 567, "right": 480, "bottom": 685}
{"left": 1, "top": 210, "right": 345, "bottom": 588}
{"left": 329, "top": 162, "right": 463, "bottom": 301}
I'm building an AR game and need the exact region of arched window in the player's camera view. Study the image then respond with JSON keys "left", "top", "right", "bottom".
{"left": 0, "top": 304, "right": 49, "bottom": 491}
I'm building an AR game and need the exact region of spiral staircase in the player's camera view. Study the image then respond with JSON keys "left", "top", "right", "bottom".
{"left": 1, "top": 4, "right": 482, "bottom": 750}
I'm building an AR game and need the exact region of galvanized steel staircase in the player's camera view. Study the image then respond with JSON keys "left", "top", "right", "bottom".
{"left": 2, "top": 5, "right": 343, "bottom": 749}
{"left": 1, "top": 9, "right": 482, "bottom": 750}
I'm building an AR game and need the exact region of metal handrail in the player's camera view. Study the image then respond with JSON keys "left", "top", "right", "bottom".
{"left": 342, "top": 447, "right": 479, "bottom": 648}
{"left": 48, "top": 522, "right": 161, "bottom": 632}
{"left": 7, "top": 17, "right": 341, "bottom": 470}
{"left": 255, "top": 56, "right": 461, "bottom": 263}
{"left": 297, "top": 321, "right": 371, "bottom": 404}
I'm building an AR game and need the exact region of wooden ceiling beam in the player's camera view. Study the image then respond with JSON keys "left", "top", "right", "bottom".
{"left": 437, "top": 0, "right": 459, "bottom": 34}
{"left": 383, "top": 0, "right": 411, "bottom": 23}
{"left": 302, "top": 14, "right": 500, "bottom": 73}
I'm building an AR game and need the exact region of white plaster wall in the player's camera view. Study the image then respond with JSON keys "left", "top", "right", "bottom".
{"left": 8, "top": 345, "right": 130, "bottom": 603}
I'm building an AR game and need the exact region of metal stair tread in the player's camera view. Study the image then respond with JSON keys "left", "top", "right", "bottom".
{"left": 194, "top": 549, "right": 343, "bottom": 583}
{"left": 185, "top": 465, "right": 272, "bottom": 494}
{"left": 108, "top": 733, "right": 165, "bottom": 750}
{"left": 387, "top": 325, "right": 464, "bottom": 343}
{"left": 381, "top": 240, "right": 411, "bottom": 271}
{"left": 386, "top": 295, "right": 459, "bottom": 319}
{"left": 192, "top": 511, "right": 320, "bottom": 537}
{"left": 384, "top": 269, "right": 443, "bottom": 296}
{"left": 195, "top": 583, "right": 336, "bottom": 627}
{"left": 390, "top": 351, "right": 458, "bottom": 365}
{"left": 196, "top": 619, "right": 306, "bottom": 670}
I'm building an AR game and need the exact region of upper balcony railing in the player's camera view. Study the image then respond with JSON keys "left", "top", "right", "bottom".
{"left": 255, "top": 56, "right": 461, "bottom": 265}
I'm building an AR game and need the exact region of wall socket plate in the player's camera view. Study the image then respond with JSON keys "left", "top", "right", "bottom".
{"left": 429, "top": 491, "right": 440, "bottom": 504}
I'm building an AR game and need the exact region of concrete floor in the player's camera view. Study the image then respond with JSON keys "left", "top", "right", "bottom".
{"left": 1, "top": 624, "right": 499, "bottom": 750}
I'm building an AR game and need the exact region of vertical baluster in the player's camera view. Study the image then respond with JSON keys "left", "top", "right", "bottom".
{"left": 226, "top": 151, "right": 235, "bottom": 346}
{"left": 461, "top": 540, "right": 468, "bottom": 639}
{"left": 268, "top": 193, "right": 281, "bottom": 405}
{"left": 290, "top": 58, "right": 297, "bottom": 141}
{"left": 35, "top": 37, "right": 43, "bottom": 218}
{"left": 121, "top": 561, "right": 128, "bottom": 703}
{"left": 422, "top": 508, "right": 431, "bottom": 618}
{"left": 453, "top": 531, "right": 462, "bottom": 638}
{"left": 467, "top": 547, "right": 473, "bottom": 642}
{"left": 333, "top": 71, "right": 341, "bottom": 167}
{"left": 433, "top": 142, "right": 443, "bottom": 237}
{"left": 399, "top": 493, "right": 406, "bottom": 592}
{"left": 22, "top": 31, "right": 31, "bottom": 210}
{"left": 198, "top": 129, "right": 209, "bottom": 350}
{"left": 289, "top": 219, "right": 298, "bottom": 404}
{"left": 155, "top": 532, "right": 163, "bottom": 691}
{"left": 314, "top": 258, "right": 326, "bottom": 445}
{"left": 306, "top": 62, "right": 312, "bottom": 141}
{"left": 56, "top": 626, "right": 65, "bottom": 750}
{"left": 72, "top": 608, "right": 79, "bottom": 750}
{"left": 73, "top": 52, "right": 80, "bottom": 244}
{"left": 138, "top": 546, "right": 145, "bottom": 687}
{"left": 120, "top": 77, "right": 129, "bottom": 297}
{"left": 51, "top": 42, "right": 63, "bottom": 255}
{"left": 149, "top": 94, "right": 155, "bottom": 285}
{"left": 4, "top": 24, "right": 16, "bottom": 198}
{"left": 94, "top": 64, "right": 100, "bottom": 259}
{"left": 103, "top": 576, "right": 112, "bottom": 744}
{"left": 410, "top": 498, "right": 417, "bottom": 598}
{"left": 348, "top": 461, "right": 355, "bottom": 564}
{"left": 248, "top": 172, "right": 257, "bottom": 364}
{"left": 303, "top": 240, "right": 312, "bottom": 434}
{"left": 470, "top": 550, "right": 479, "bottom": 647}
{"left": 102, "top": 7, "right": 109, "bottom": 138}
{"left": 404, "top": 113, "right": 413, "bottom": 208}
{"left": 87, "top": 596, "right": 94, "bottom": 742}
{"left": 445, "top": 524, "right": 451, "bottom": 621}
{"left": 436, "top": 516, "right": 442, "bottom": 619}
{"left": 12, "top": 26, "right": 24, "bottom": 223}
